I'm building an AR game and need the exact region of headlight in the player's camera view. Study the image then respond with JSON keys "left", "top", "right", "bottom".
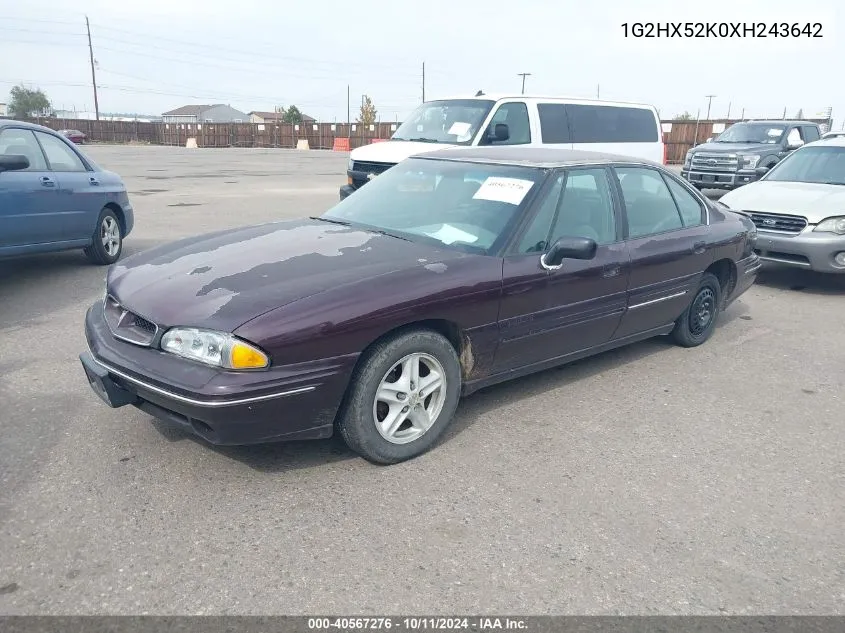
{"left": 160, "top": 327, "right": 269, "bottom": 370}
{"left": 347, "top": 157, "right": 354, "bottom": 172}
{"left": 684, "top": 150, "right": 692, "bottom": 165}
{"left": 814, "top": 217, "right": 845, "bottom": 235}
{"left": 740, "top": 154, "right": 760, "bottom": 169}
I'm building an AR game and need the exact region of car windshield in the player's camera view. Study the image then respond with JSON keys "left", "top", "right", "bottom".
{"left": 714, "top": 123, "right": 786, "bottom": 144}
{"left": 391, "top": 99, "right": 495, "bottom": 145}
{"left": 321, "top": 157, "right": 545, "bottom": 254}
{"left": 764, "top": 145, "right": 845, "bottom": 185}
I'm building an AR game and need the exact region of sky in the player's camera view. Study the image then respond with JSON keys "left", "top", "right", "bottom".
{"left": 1, "top": 0, "right": 842, "bottom": 126}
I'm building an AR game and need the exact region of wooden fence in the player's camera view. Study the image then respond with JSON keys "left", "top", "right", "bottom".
{"left": 23, "top": 117, "right": 832, "bottom": 163}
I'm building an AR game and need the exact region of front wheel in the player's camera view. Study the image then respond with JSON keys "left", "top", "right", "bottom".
{"left": 671, "top": 272, "right": 722, "bottom": 348}
{"left": 336, "top": 329, "right": 462, "bottom": 464}
{"left": 84, "top": 208, "right": 123, "bottom": 265}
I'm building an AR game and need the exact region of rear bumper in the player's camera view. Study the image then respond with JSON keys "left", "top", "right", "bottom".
{"left": 726, "top": 253, "right": 762, "bottom": 306}
{"left": 81, "top": 302, "right": 357, "bottom": 445}
{"left": 753, "top": 229, "right": 845, "bottom": 273}
{"left": 681, "top": 169, "right": 758, "bottom": 190}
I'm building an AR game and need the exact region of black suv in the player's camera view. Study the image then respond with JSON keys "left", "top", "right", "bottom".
{"left": 681, "top": 120, "right": 821, "bottom": 191}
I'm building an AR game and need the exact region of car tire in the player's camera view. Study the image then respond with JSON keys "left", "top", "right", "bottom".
{"left": 671, "top": 272, "right": 722, "bottom": 348}
{"left": 84, "top": 207, "right": 123, "bottom": 265}
{"left": 336, "top": 329, "right": 462, "bottom": 464}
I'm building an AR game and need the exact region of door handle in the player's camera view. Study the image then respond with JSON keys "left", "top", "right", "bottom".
{"left": 89, "top": 177, "right": 100, "bottom": 186}
{"left": 602, "top": 264, "right": 621, "bottom": 278}
{"left": 40, "top": 176, "right": 55, "bottom": 187}
{"left": 693, "top": 240, "right": 706, "bottom": 255}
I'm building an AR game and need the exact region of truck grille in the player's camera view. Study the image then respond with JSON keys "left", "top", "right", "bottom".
{"left": 747, "top": 212, "right": 808, "bottom": 234}
{"left": 690, "top": 152, "right": 739, "bottom": 172}
{"left": 103, "top": 295, "right": 159, "bottom": 346}
{"left": 351, "top": 160, "right": 395, "bottom": 188}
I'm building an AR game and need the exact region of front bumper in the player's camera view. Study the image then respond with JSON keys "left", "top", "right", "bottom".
{"left": 81, "top": 302, "right": 356, "bottom": 445}
{"left": 339, "top": 184, "right": 356, "bottom": 200}
{"left": 681, "top": 168, "right": 758, "bottom": 190}
{"left": 753, "top": 229, "right": 845, "bottom": 273}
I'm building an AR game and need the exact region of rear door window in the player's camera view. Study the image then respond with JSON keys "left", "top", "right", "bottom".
{"left": 566, "top": 104, "right": 659, "bottom": 143}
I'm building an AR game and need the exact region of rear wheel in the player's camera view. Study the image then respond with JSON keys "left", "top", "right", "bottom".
{"left": 671, "top": 272, "right": 722, "bottom": 348}
{"left": 336, "top": 329, "right": 462, "bottom": 464}
{"left": 84, "top": 208, "right": 123, "bottom": 265}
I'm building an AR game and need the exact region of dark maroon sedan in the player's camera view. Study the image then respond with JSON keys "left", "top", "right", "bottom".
{"left": 58, "top": 129, "right": 86, "bottom": 144}
{"left": 80, "top": 147, "right": 760, "bottom": 464}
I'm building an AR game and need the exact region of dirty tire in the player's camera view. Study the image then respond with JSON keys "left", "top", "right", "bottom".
{"left": 337, "top": 329, "right": 462, "bottom": 465}
{"left": 672, "top": 272, "right": 722, "bottom": 348}
{"left": 84, "top": 207, "right": 123, "bottom": 265}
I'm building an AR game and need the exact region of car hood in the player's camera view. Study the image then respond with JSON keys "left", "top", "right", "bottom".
{"left": 720, "top": 181, "right": 845, "bottom": 223}
{"left": 350, "top": 140, "right": 458, "bottom": 164}
{"left": 693, "top": 142, "right": 777, "bottom": 153}
{"left": 107, "top": 218, "right": 468, "bottom": 332}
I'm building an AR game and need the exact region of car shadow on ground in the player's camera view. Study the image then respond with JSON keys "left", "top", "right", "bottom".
{"left": 754, "top": 263, "right": 845, "bottom": 295}
{"left": 160, "top": 305, "right": 749, "bottom": 472}
{"left": 0, "top": 239, "right": 161, "bottom": 326}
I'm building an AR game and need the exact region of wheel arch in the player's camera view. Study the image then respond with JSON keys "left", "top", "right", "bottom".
{"left": 705, "top": 257, "right": 737, "bottom": 302}
{"left": 103, "top": 202, "right": 126, "bottom": 235}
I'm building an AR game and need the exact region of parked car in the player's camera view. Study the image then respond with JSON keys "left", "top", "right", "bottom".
{"left": 719, "top": 136, "right": 845, "bottom": 273}
{"left": 681, "top": 120, "right": 821, "bottom": 191}
{"left": 340, "top": 94, "right": 666, "bottom": 199}
{"left": 59, "top": 129, "right": 86, "bottom": 144}
{"left": 0, "top": 120, "right": 133, "bottom": 264}
{"left": 821, "top": 130, "right": 845, "bottom": 140}
{"left": 80, "top": 147, "right": 759, "bottom": 464}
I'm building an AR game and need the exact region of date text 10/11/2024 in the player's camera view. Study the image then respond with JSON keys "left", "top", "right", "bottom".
{"left": 621, "top": 22, "right": 823, "bottom": 38}
{"left": 307, "top": 618, "right": 528, "bottom": 630}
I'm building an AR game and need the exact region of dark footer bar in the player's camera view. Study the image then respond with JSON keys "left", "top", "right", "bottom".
{"left": 1, "top": 617, "right": 843, "bottom": 633}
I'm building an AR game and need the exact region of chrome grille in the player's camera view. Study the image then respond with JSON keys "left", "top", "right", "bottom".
{"left": 690, "top": 152, "right": 739, "bottom": 172}
{"left": 103, "top": 295, "right": 159, "bottom": 346}
{"left": 747, "top": 212, "right": 808, "bottom": 234}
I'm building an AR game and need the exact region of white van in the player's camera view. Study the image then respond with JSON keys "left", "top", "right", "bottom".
{"left": 339, "top": 94, "right": 665, "bottom": 199}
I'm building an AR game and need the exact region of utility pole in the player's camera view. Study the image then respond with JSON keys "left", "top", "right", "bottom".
{"left": 346, "top": 84, "right": 350, "bottom": 140}
{"left": 85, "top": 15, "right": 100, "bottom": 121}
{"left": 517, "top": 72, "right": 532, "bottom": 94}
{"left": 741, "top": 107, "right": 745, "bottom": 120}
{"left": 422, "top": 62, "right": 425, "bottom": 102}
{"left": 726, "top": 101, "right": 731, "bottom": 119}
{"left": 596, "top": 84, "right": 600, "bottom": 99}
{"left": 704, "top": 94, "right": 716, "bottom": 120}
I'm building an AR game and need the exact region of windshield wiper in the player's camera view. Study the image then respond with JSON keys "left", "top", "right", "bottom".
{"left": 820, "top": 181, "right": 845, "bottom": 186}
{"left": 309, "top": 216, "right": 350, "bottom": 226}
{"left": 367, "top": 228, "right": 412, "bottom": 242}
{"left": 408, "top": 137, "right": 440, "bottom": 143}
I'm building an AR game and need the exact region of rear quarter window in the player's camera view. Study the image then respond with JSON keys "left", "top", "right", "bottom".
{"left": 567, "top": 104, "right": 659, "bottom": 143}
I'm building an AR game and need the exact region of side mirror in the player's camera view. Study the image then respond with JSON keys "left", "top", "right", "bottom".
{"left": 0, "top": 154, "right": 30, "bottom": 173}
{"left": 786, "top": 140, "right": 804, "bottom": 150}
{"left": 487, "top": 123, "right": 509, "bottom": 143}
{"left": 755, "top": 165, "right": 771, "bottom": 178}
{"left": 541, "top": 236, "right": 597, "bottom": 269}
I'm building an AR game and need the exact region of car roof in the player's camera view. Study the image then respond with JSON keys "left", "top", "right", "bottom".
{"left": 412, "top": 146, "right": 663, "bottom": 169}
{"left": 740, "top": 120, "right": 819, "bottom": 125}
{"left": 0, "top": 119, "right": 61, "bottom": 134}
{"left": 429, "top": 94, "right": 658, "bottom": 110}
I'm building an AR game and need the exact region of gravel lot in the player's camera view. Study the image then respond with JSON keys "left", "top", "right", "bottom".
{"left": 1, "top": 145, "right": 843, "bottom": 615}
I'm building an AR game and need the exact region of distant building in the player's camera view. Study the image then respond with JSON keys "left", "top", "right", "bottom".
{"left": 161, "top": 104, "right": 248, "bottom": 124}
{"left": 0, "top": 103, "right": 6, "bottom": 117}
{"left": 248, "top": 110, "right": 316, "bottom": 124}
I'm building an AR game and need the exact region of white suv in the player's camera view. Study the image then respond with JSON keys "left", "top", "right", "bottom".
{"left": 339, "top": 94, "right": 665, "bottom": 199}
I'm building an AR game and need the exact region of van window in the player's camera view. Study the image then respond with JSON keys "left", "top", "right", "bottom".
{"left": 567, "top": 104, "right": 659, "bottom": 143}
{"left": 537, "top": 104, "right": 571, "bottom": 144}
{"left": 482, "top": 102, "right": 531, "bottom": 145}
